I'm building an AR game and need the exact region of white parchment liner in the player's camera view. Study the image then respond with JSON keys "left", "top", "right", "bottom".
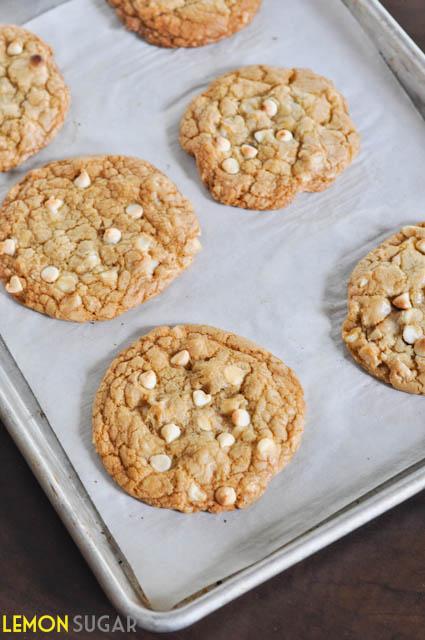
{"left": 1, "top": 0, "right": 425, "bottom": 610}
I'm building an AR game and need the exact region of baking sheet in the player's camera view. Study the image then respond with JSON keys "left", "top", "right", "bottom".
{"left": 1, "top": 0, "right": 425, "bottom": 611}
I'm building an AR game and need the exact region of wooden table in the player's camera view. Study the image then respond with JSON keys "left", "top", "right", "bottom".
{"left": 1, "top": 2, "right": 424, "bottom": 638}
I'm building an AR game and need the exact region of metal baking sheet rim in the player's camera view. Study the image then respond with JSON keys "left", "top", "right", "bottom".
{"left": 1, "top": 0, "right": 425, "bottom": 632}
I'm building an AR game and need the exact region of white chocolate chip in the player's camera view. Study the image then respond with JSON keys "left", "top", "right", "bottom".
{"left": 416, "top": 240, "right": 425, "bottom": 254}
{"left": 100, "top": 270, "right": 118, "bottom": 287}
{"left": 222, "top": 158, "right": 240, "bottom": 175}
{"left": 392, "top": 292, "right": 411, "bottom": 310}
{"left": 41, "top": 266, "right": 60, "bottom": 283}
{"left": 103, "top": 227, "right": 122, "bottom": 245}
{"left": 345, "top": 328, "right": 361, "bottom": 343}
{"left": 396, "top": 360, "right": 413, "bottom": 381}
{"left": 188, "top": 483, "right": 207, "bottom": 503}
{"left": 368, "top": 299, "right": 392, "bottom": 325}
{"left": 412, "top": 291, "right": 424, "bottom": 306}
{"left": 150, "top": 454, "right": 171, "bottom": 472}
{"left": 197, "top": 414, "right": 212, "bottom": 431}
{"left": 400, "top": 308, "right": 423, "bottom": 324}
{"left": 414, "top": 338, "right": 425, "bottom": 357}
{"left": 46, "top": 197, "right": 64, "bottom": 216}
{"left": 1, "top": 238, "right": 16, "bottom": 256}
{"left": 56, "top": 274, "right": 77, "bottom": 293}
{"left": 402, "top": 324, "right": 423, "bottom": 345}
{"left": 257, "top": 437, "right": 276, "bottom": 459}
{"left": 146, "top": 257, "right": 158, "bottom": 276}
{"left": 185, "top": 237, "right": 202, "bottom": 255}
{"left": 231, "top": 409, "right": 250, "bottom": 428}
{"left": 217, "top": 432, "right": 235, "bottom": 449}
{"left": 254, "top": 130, "right": 266, "bottom": 143}
{"left": 5, "top": 275, "right": 23, "bottom": 294}
{"left": 139, "top": 370, "right": 157, "bottom": 390}
{"left": 262, "top": 98, "right": 278, "bottom": 117}
{"left": 217, "top": 136, "right": 231, "bottom": 152}
{"left": 73, "top": 170, "right": 91, "bottom": 189}
{"left": 299, "top": 172, "right": 312, "bottom": 184}
{"left": 310, "top": 153, "right": 325, "bottom": 170}
{"left": 276, "top": 129, "right": 293, "bottom": 142}
{"left": 171, "top": 350, "right": 190, "bottom": 366}
{"left": 61, "top": 293, "right": 82, "bottom": 312}
{"left": 357, "top": 277, "right": 368, "bottom": 288}
{"left": 224, "top": 365, "right": 245, "bottom": 386}
{"left": 241, "top": 144, "right": 258, "bottom": 159}
{"left": 74, "top": 294, "right": 82, "bottom": 308}
{"left": 7, "top": 41, "right": 23, "bottom": 56}
{"left": 135, "top": 234, "right": 152, "bottom": 252}
{"left": 193, "top": 389, "right": 212, "bottom": 408}
{"left": 215, "top": 486, "right": 236, "bottom": 507}
{"left": 84, "top": 252, "right": 100, "bottom": 270}
{"left": 126, "top": 203, "right": 144, "bottom": 219}
{"left": 161, "top": 423, "right": 181, "bottom": 444}
{"left": 254, "top": 129, "right": 274, "bottom": 143}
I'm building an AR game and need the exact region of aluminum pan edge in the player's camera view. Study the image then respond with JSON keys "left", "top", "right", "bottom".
{"left": 343, "top": 0, "right": 425, "bottom": 117}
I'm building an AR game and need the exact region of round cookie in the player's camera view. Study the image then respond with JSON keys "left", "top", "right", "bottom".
{"left": 180, "top": 65, "right": 360, "bottom": 210}
{"left": 0, "top": 25, "right": 70, "bottom": 172}
{"left": 93, "top": 325, "right": 305, "bottom": 513}
{"left": 108, "top": 0, "right": 261, "bottom": 48}
{"left": 0, "top": 156, "right": 201, "bottom": 322}
{"left": 342, "top": 224, "right": 425, "bottom": 395}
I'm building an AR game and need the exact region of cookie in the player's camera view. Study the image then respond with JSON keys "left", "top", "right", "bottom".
{"left": 108, "top": 0, "right": 261, "bottom": 48}
{"left": 180, "top": 65, "right": 360, "bottom": 210}
{"left": 93, "top": 325, "right": 305, "bottom": 513}
{"left": 0, "top": 25, "right": 70, "bottom": 172}
{"left": 342, "top": 225, "right": 425, "bottom": 394}
{"left": 0, "top": 156, "right": 201, "bottom": 322}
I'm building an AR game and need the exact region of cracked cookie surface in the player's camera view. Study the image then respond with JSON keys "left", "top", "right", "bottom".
{"left": 0, "top": 156, "right": 201, "bottom": 322}
{"left": 180, "top": 65, "right": 360, "bottom": 210}
{"left": 0, "top": 25, "right": 70, "bottom": 172}
{"left": 108, "top": 0, "right": 261, "bottom": 48}
{"left": 93, "top": 325, "right": 305, "bottom": 513}
{"left": 342, "top": 225, "right": 425, "bottom": 394}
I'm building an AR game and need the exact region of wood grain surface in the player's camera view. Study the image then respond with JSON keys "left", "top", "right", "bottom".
{"left": 0, "top": 1, "right": 424, "bottom": 638}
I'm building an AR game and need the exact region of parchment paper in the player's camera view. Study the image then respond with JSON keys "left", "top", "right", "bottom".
{"left": 1, "top": 0, "right": 425, "bottom": 610}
